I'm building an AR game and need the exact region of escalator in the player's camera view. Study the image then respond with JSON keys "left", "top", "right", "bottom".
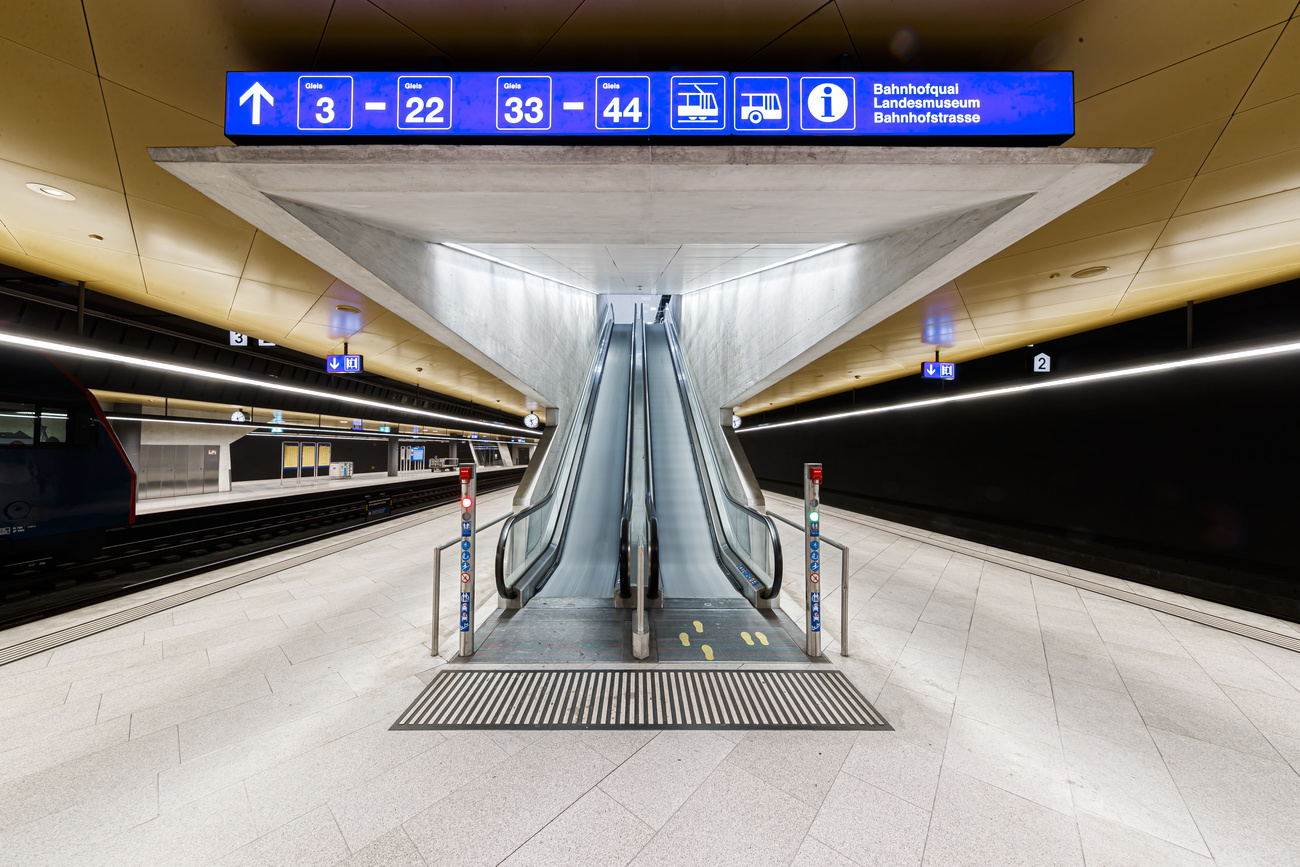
{"left": 487, "top": 305, "right": 798, "bottom": 663}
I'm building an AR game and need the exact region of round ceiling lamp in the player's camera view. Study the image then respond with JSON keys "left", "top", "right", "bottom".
{"left": 1070, "top": 266, "right": 1110, "bottom": 279}
{"left": 26, "top": 183, "right": 76, "bottom": 201}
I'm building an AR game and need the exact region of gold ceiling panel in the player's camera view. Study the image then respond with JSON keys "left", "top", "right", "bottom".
{"left": 314, "top": 0, "right": 441, "bottom": 71}
{"left": 9, "top": 231, "right": 145, "bottom": 290}
{"left": 98, "top": 82, "right": 241, "bottom": 225}
{"left": 239, "top": 233, "right": 337, "bottom": 296}
{"left": 1177, "top": 148, "right": 1300, "bottom": 215}
{"left": 3, "top": 0, "right": 97, "bottom": 73}
{"left": 0, "top": 40, "right": 121, "bottom": 190}
{"left": 1237, "top": 18, "right": 1300, "bottom": 112}
{"left": 1199, "top": 94, "right": 1300, "bottom": 174}
{"left": 228, "top": 278, "right": 322, "bottom": 325}
{"left": 128, "top": 197, "right": 256, "bottom": 277}
{"left": 140, "top": 258, "right": 239, "bottom": 318}
{"left": 81, "top": 0, "right": 331, "bottom": 124}
{"left": 374, "top": 0, "right": 584, "bottom": 65}
{"left": 1038, "top": 0, "right": 1293, "bottom": 101}
{"left": 994, "top": 180, "right": 1191, "bottom": 258}
{"left": 0, "top": 221, "right": 21, "bottom": 253}
{"left": 0, "top": 164, "right": 136, "bottom": 255}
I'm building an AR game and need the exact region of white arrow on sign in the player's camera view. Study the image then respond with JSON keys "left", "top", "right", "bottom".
{"left": 327, "top": 356, "right": 341, "bottom": 371}
{"left": 239, "top": 82, "right": 274, "bottom": 125}
{"left": 924, "top": 363, "right": 936, "bottom": 376}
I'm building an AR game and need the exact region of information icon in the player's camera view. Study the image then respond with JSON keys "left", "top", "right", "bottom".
{"left": 670, "top": 75, "right": 726, "bottom": 131}
{"left": 298, "top": 75, "right": 353, "bottom": 130}
{"left": 733, "top": 76, "right": 790, "bottom": 132}
{"left": 800, "top": 76, "right": 855, "bottom": 131}
{"left": 496, "top": 76, "right": 552, "bottom": 131}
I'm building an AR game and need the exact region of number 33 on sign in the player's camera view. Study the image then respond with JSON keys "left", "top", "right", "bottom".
{"left": 497, "top": 76, "right": 551, "bottom": 130}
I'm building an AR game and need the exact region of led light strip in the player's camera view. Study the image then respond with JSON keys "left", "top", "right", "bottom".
{"left": 440, "top": 242, "right": 591, "bottom": 293}
{"left": 742, "top": 338, "right": 1300, "bottom": 432}
{"left": 689, "top": 243, "right": 849, "bottom": 293}
{"left": 0, "top": 331, "right": 533, "bottom": 436}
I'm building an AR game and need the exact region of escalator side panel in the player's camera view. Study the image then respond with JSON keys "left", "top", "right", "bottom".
{"left": 645, "top": 324, "right": 737, "bottom": 598}
{"left": 535, "top": 326, "right": 633, "bottom": 598}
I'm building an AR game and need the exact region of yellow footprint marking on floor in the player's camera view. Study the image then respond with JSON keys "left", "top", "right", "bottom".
{"left": 755, "top": 631, "right": 769, "bottom": 646}
{"left": 679, "top": 632, "right": 690, "bottom": 647}
{"left": 693, "top": 620, "right": 703, "bottom": 633}
{"left": 701, "top": 644, "right": 714, "bottom": 660}
{"left": 741, "top": 632, "right": 754, "bottom": 646}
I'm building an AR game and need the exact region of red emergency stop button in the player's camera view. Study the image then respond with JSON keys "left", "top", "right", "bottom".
{"left": 810, "top": 466, "right": 822, "bottom": 482}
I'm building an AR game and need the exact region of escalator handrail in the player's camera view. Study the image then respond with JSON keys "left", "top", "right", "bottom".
{"left": 617, "top": 305, "right": 639, "bottom": 598}
{"left": 662, "top": 321, "right": 783, "bottom": 600}
{"left": 495, "top": 311, "right": 615, "bottom": 599}
{"left": 641, "top": 307, "right": 660, "bottom": 598}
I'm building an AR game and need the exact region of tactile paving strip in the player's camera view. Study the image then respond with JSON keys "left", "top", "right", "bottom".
{"left": 392, "top": 668, "right": 891, "bottom": 731}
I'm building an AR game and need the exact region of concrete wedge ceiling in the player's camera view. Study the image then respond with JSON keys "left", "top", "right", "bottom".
{"left": 150, "top": 144, "right": 1148, "bottom": 408}
{"left": 1, "top": 1, "right": 1298, "bottom": 413}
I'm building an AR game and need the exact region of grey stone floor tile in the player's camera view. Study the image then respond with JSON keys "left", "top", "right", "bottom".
{"left": 403, "top": 731, "right": 615, "bottom": 867}
{"left": 834, "top": 654, "right": 891, "bottom": 701}
{"left": 922, "top": 768, "right": 1082, "bottom": 867}
{"left": 1186, "top": 645, "right": 1300, "bottom": 699}
{"left": 1107, "top": 644, "right": 1222, "bottom": 698}
{"left": 1126, "top": 677, "right": 1283, "bottom": 761}
{"left": 215, "top": 804, "right": 349, "bottom": 867}
{"left": 633, "top": 760, "right": 817, "bottom": 867}
{"left": 0, "top": 715, "right": 132, "bottom": 785}
{"left": 598, "top": 730, "right": 735, "bottom": 829}
{"left": 159, "top": 713, "right": 334, "bottom": 812}
{"left": 0, "top": 693, "right": 102, "bottom": 752}
{"left": 129, "top": 672, "right": 272, "bottom": 739}
{"left": 839, "top": 731, "right": 943, "bottom": 810}
{"left": 334, "top": 827, "right": 427, "bottom": 867}
{"left": 3, "top": 643, "right": 163, "bottom": 700}
{"left": 67, "top": 648, "right": 212, "bottom": 704}
{"left": 1151, "top": 727, "right": 1300, "bottom": 866}
{"left": 317, "top": 674, "right": 429, "bottom": 741}
{"left": 887, "top": 645, "right": 963, "bottom": 702}
{"left": 1075, "top": 810, "right": 1215, "bottom": 867}
{"left": 578, "top": 728, "right": 658, "bottom": 765}
{"left": 1051, "top": 676, "right": 1152, "bottom": 749}
{"left": 807, "top": 770, "right": 929, "bottom": 867}
{"left": 500, "top": 787, "right": 654, "bottom": 867}
{"left": 725, "top": 729, "right": 857, "bottom": 808}
{"left": 943, "top": 713, "right": 1073, "bottom": 814}
{"left": 1220, "top": 684, "right": 1300, "bottom": 740}
{"left": 1242, "top": 639, "right": 1300, "bottom": 692}
{"left": 1030, "top": 576, "right": 1087, "bottom": 612}
{"left": 0, "top": 681, "right": 69, "bottom": 724}
{"left": 329, "top": 730, "right": 503, "bottom": 852}
{"left": 955, "top": 672, "right": 1062, "bottom": 747}
{"left": 873, "top": 682, "right": 952, "bottom": 754}
{"left": 47, "top": 630, "right": 146, "bottom": 666}
{"left": 916, "top": 596, "right": 975, "bottom": 632}
{"left": 904, "top": 620, "right": 969, "bottom": 660}
{"left": 178, "top": 671, "right": 356, "bottom": 762}
{"left": 1060, "top": 726, "right": 1207, "bottom": 855}
{"left": 0, "top": 780, "right": 158, "bottom": 866}
{"left": 1043, "top": 641, "right": 1127, "bottom": 692}
{"left": 789, "top": 835, "right": 860, "bottom": 867}
{"left": 1036, "top": 603, "right": 1103, "bottom": 639}
{"left": 245, "top": 718, "right": 446, "bottom": 834}
{"left": 89, "top": 781, "right": 256, "bottom": 867}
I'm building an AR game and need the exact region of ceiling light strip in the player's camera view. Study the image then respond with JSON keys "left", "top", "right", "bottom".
{"left": 690, "top": 243, "right": 849, "bottom": 293}
{"left": 440, "top": 242, "right": 591, "bottom": 293}
{"left": 103, "top": 415, "right": 521, "bottom": 442}
{"left": 0, "top": 331, "right": 532, "bottom": 436}
{"left": 742, "top": 339, "right": 1300, "bottom": 432}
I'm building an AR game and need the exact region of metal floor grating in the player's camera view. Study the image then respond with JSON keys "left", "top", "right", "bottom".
{"left": 392, "top": 668, "right": 891, "bottom": 731}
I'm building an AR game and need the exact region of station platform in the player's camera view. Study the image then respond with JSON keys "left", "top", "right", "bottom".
{"left": 2, "top": 489, "right": 1298, "bottom": 866}
{"left": 136, "top": 465, "right": 519, "bottom": 515}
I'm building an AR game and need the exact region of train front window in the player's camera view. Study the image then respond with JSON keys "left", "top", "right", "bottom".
{"left": 39, "top": 409, "right": 69, "bottom": 444}
{"left": 1, "top": 402, "right": 37, "bottom": 445}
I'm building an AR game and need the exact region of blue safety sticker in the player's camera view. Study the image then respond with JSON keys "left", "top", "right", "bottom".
{"left": 810, "top": 540, "right": 819, "bottom": 551}
{"left": 461, "top": 521, "right": 471, "bottom": 536}
{"left": 459, "top": 591, "right": 471, "bottom": 631}
{"left": 810, "top": 550, "right": 819, "bottom": 561}
{"left": 461, "top": 540, "right": 471, "bottom": 551}
{"left": 810, "top": 561, "right": 819, "bottom": 572}
{"left": 461, "top": 550, "right": 470, "bottom": 562}
{"left": 810, "top": 591, "right": 821, "bottom": 631}
{"left": 810, "top": 525, "right": 819, "bottom": 538}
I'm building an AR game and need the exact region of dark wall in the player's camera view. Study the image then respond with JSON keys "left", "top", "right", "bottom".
{"left": 741, "top": 285, "right": 1300, "bottom": 622}
{"left": 230, "top": 436, "right": 400, "bottom": 481}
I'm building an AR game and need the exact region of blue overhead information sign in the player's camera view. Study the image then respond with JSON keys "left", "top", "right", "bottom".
{"left": 226, "top": 71, "right": 1072, "bottom": 141}
{"left": 923, "top": 362, "right": 956, "bottom": 380}
{"left": 326, "top": 353, "right": 364, "bottom": 374}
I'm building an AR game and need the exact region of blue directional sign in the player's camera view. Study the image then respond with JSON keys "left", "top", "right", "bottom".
{"left": 226, "top": 71, "right": 1073, "bottom": 141}
{"left": 923, "top": 361, "right": 956, "bottom": 380}
{"left": 326, "top": 353, "right": 363, "bottom": 374}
